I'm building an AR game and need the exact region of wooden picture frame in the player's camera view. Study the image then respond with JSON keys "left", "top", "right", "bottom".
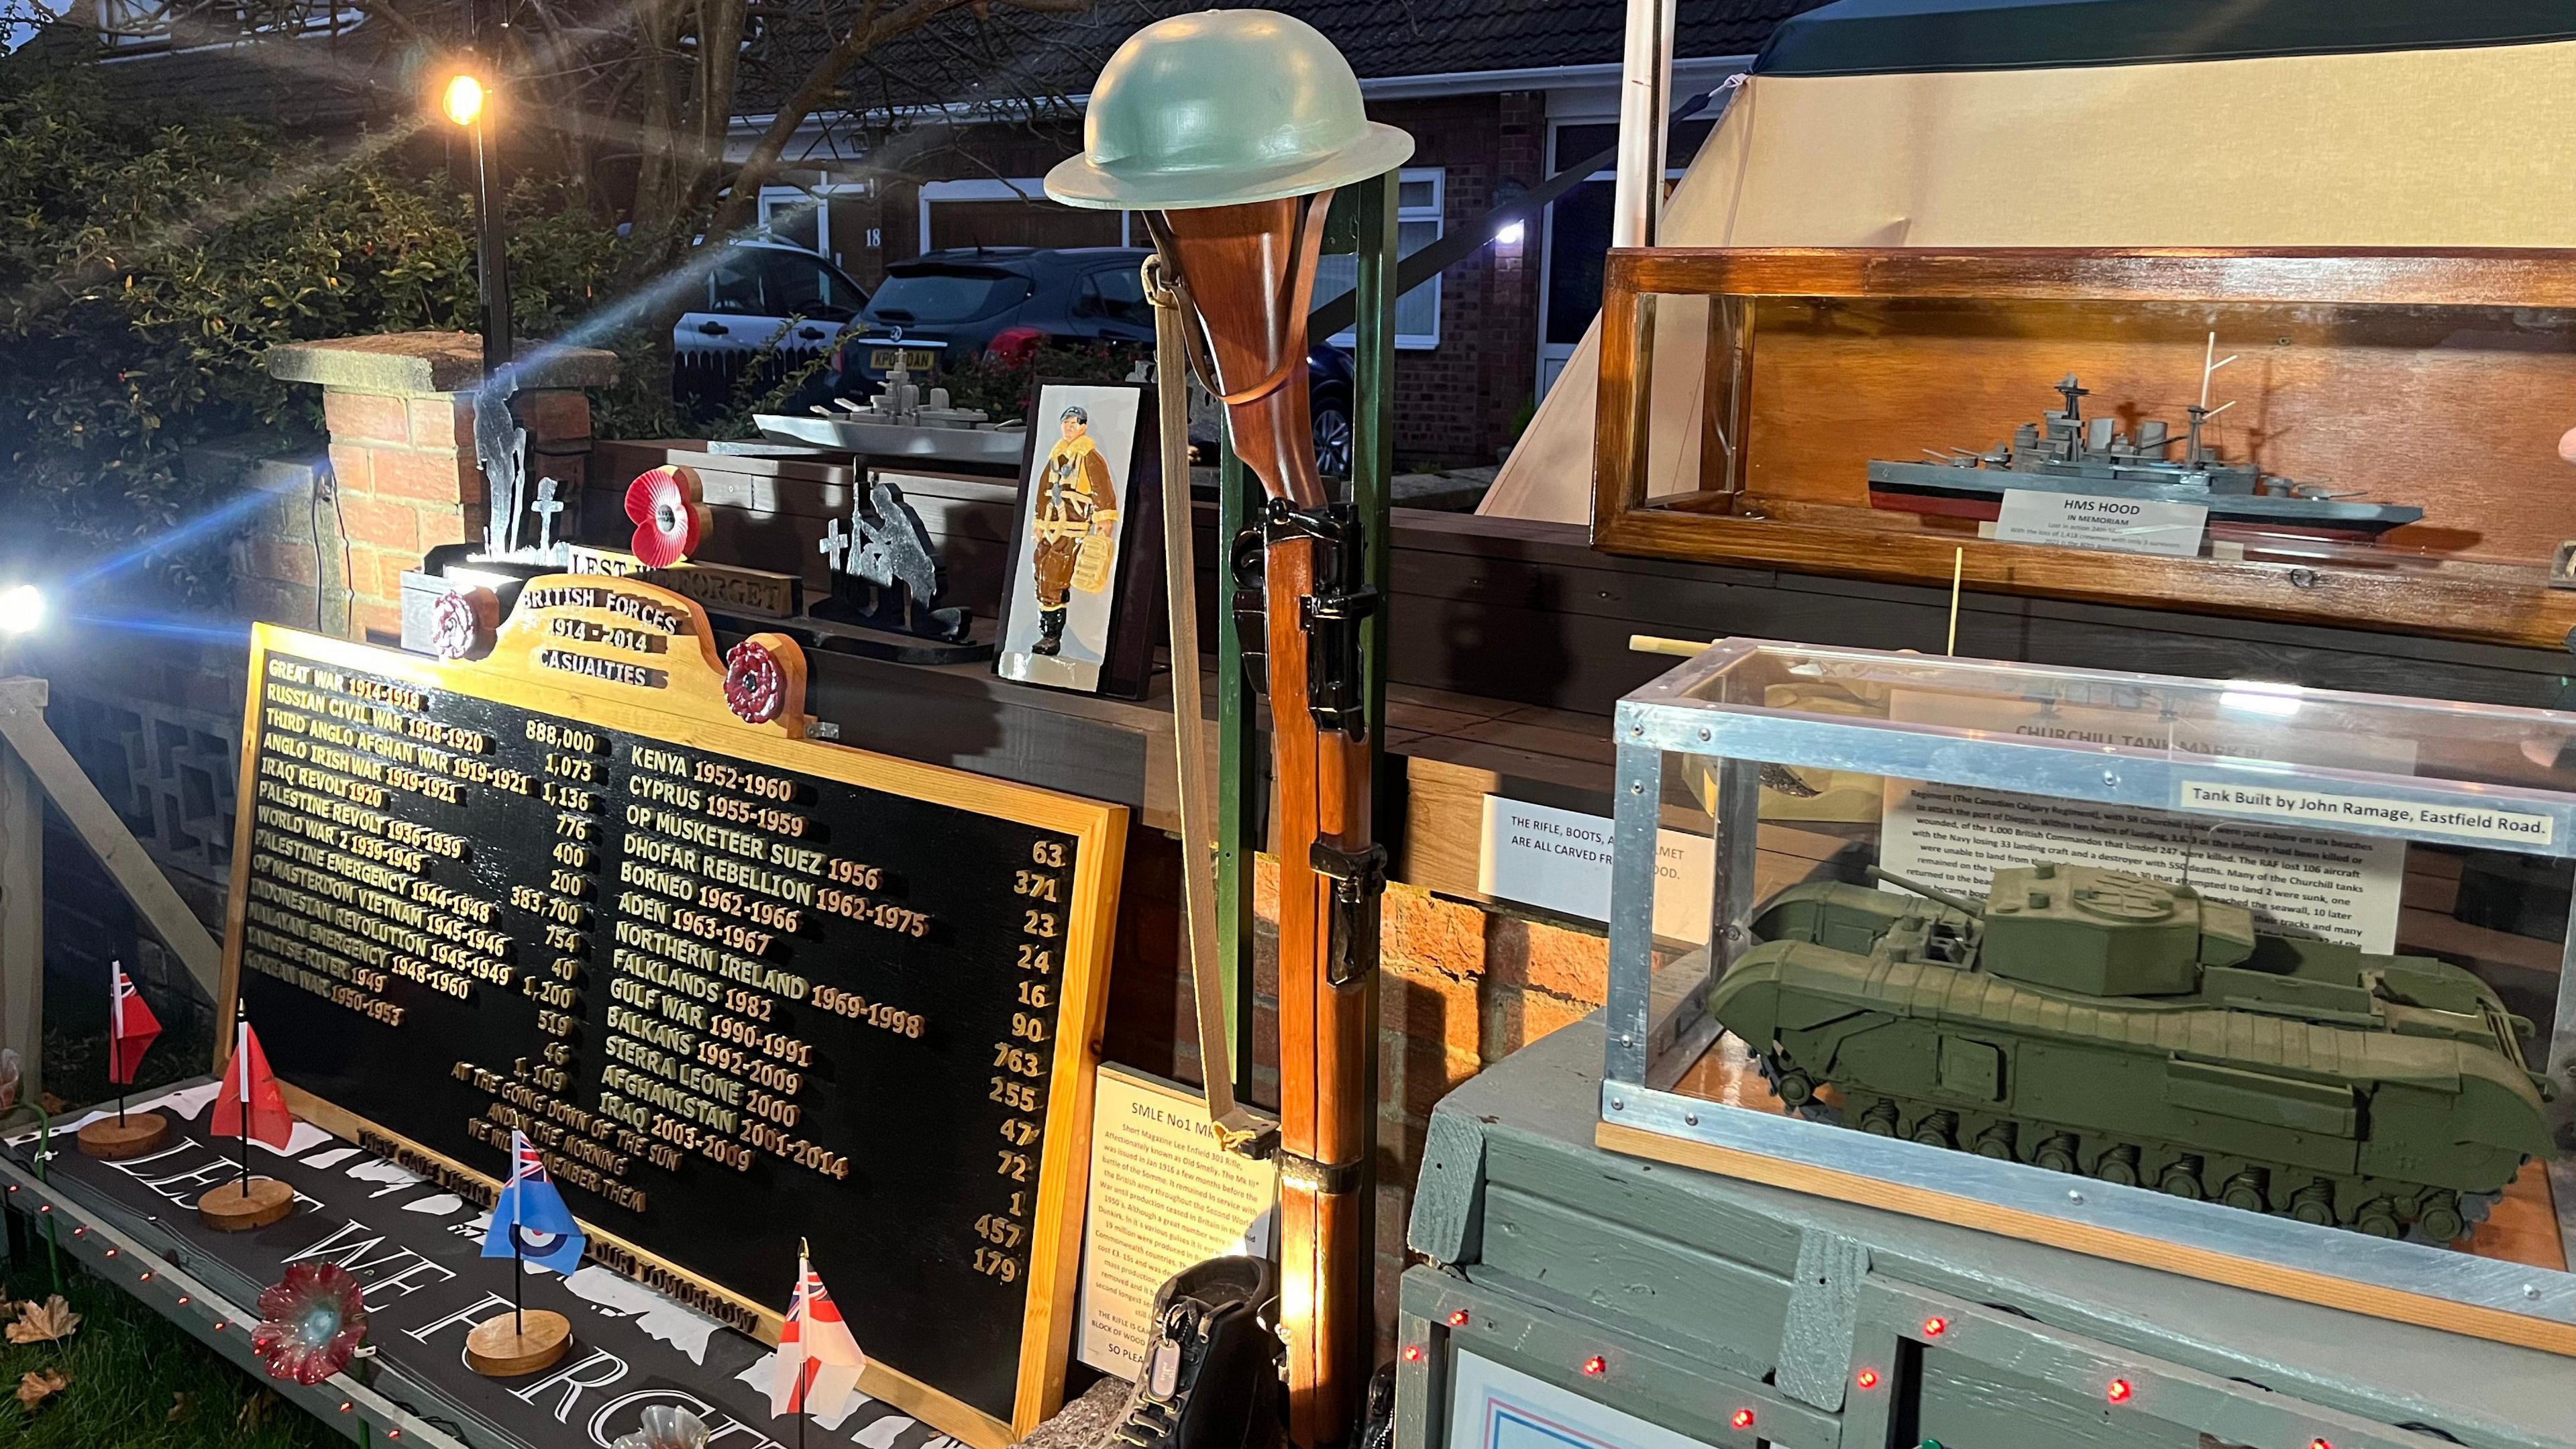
{"left": 217, "top": 580, "right": 1126, "bottom": 1448}
{"left": 993, "top": 379, "right": 1163, "bottom": 700}
{"left": 1591, "top": 247, "right": 2576, "bottom": 651}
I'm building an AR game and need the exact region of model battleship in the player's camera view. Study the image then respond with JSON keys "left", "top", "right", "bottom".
{"left": 755, "top": 357, "right": 1028, "bottom": 469}
{"left": 1866, "top": 339, "right": 2422, "bottom": 541}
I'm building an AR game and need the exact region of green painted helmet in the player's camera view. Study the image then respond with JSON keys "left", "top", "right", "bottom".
{"left": 1044, "top": 9, "right": 1413, "bottom": 211}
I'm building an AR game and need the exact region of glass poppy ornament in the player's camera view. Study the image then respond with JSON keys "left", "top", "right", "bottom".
{"left": 429, "top": 586, "right": 498, "bottom": 661}
{"left": 612, "top": 1405, "right": 712, "bottom": 1449}
{"left": 625, "top": 466, "right": 710, "bottom": 568}
{"left": 724, "top": 639, "right": 790, "bottom": 723}
{"left": 250, "top": 1262, "right": 370, "bottom": 1385}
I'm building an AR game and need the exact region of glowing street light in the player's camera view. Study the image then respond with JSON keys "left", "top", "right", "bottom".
{"left": 0, "top": 585, "right": 44, "bottom": 637}
{"left": 437, "top": 59, "right": 511, "bottom": 376}
{"left": 440, "top": 73, "right": 486, "bottom": 128}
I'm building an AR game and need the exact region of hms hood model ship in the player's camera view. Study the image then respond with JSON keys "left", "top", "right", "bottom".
{"left": 1866, "top": 338, "right": 2422, "bottom": 541}
{"left": 756, "top": 356, "right": 1027, "bottom": 470}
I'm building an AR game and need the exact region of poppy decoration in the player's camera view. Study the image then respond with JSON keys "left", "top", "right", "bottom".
{"left": 250, "top": 1262, "right": 369, "bottom": 1385}
{"left": 625, "top": 466, "right": 710, "bottom": 568}
{"left": 429, "top": 586, "right": 498, "bottom": 661}
{"left": 612, "top": 1405, "right": 712, "bottom": 1449}
{"left": 723, "top": 637, "right": 792, "bottom": 724}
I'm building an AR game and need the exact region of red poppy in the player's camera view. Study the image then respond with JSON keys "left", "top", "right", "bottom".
{"left": 625, "top": 466, "right": 710, "bottom": 568}
{"left": 250, "top": 1262, "right": 370, "bottom": 1385}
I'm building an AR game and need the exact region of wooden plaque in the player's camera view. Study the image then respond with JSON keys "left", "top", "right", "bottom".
{"left": 216, "top": 577, "right": 1126, "bottom": 1448}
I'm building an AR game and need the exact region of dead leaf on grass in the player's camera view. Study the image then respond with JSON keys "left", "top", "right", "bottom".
{"left": 238, "top": 1388, "right": 280, "bottom": 1429}
{"left": 3, "top": 1296, "right": 78, "bottom": 1345}
{"left": 15, "top": 1369, "right": 66, "bottom": 1411}
{"left": 168, "top": 1389, "right": 196, "bottom": 1422}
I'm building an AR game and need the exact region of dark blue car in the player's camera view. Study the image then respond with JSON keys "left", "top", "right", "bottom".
{"left": 794, "top": 246, "right": 1358, "bottom": 476}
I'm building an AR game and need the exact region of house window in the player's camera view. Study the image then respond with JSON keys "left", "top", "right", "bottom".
{"left": 93, "top": 0, "right": 364, "bottom": 54}
{"left": 1313, "top": 168, "right": 1443, "bottom": 352}
{"left": 759, "top": 187, "right": 827, "bottom": 258}
{"left": 916, "top": 179, "right": 1127, "bottom": 254}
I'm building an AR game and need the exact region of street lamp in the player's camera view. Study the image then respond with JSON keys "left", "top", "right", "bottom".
{"left": 440, "top": 73, "right": 484, "bottom": 128}
{"left": 439, "top": 65, "right": 511, "bottom": 376}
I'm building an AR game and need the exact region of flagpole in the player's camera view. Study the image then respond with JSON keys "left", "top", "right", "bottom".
{"left": 233, "top": 1018, "right": 250, "bottom": 1194}
{"left": 513, "top": 1213, "right": 525, "bottom": 1336}
{"left": 111, "top": 963, "right": 125, "bottom": 1128}
{"left": 800, "top": 1238, "right": 812, "bottom": 1449}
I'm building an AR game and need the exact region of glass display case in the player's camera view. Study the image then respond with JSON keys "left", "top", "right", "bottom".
{"left": 1599, "top": 639, "right": 2576, "bottom": 1356}
{"left": 1590, "top": 248, "right": 2576, "bottom": 648}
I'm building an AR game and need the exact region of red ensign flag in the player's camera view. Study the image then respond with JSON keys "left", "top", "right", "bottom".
{"left": 209, "top": 1021, "right": 295, "bottom": 1148}
{"left": 107, "top": 961, "right": 160, "bottom": 1086}
{"left": 771, "top": 1246, "right": 866, "bottom": 1419}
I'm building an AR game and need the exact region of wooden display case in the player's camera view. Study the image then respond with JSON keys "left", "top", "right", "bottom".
{"left": 1591, "top": 248, "right": 2576, "bottom": 649}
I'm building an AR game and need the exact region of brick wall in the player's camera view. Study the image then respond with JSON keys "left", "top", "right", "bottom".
{"left": 1373, "top": 93, "right": 1548, "bottom": 468}
{"left": 1161, "top": 855, "right": 1612, "bottom": 1356}
{"left": 264, "top": 333, "right": 616, "bottom": 643}
{"left": 857, "top": 95, "right": 1550, "bottom": 468}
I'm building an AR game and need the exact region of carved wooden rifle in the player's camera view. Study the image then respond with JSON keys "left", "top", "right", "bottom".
{"left": 1046, "top": 13, "right": 1412, "bottom": 1444}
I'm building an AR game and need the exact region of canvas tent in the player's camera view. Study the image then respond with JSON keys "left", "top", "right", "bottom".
{"left": 1481, "top": 0, "right": 2576, "bottom": 522}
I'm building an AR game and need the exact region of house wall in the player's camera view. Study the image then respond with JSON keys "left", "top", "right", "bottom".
{"left": 1377, "top": 92, "right": 1547, "bottom": 467}
{"left": 824, "top": 91, "right": 1549, "bottom": 468}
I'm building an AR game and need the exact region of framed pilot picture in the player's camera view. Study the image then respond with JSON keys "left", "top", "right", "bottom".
{"left": 994, "top": 379, "right": 1163, "bottom": 699}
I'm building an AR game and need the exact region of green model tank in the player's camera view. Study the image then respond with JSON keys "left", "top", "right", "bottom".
{"left": 1706, "top": 861, "right": 2555, "bottom": 1241}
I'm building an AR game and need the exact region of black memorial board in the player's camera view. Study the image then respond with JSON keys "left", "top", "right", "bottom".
{"left": 218, "top": 581, "right": 1126, "bottom": 1446}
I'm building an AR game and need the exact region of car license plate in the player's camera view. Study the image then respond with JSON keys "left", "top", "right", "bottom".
{"left": 870, "top": 348, "right": 936, "bottom": 371}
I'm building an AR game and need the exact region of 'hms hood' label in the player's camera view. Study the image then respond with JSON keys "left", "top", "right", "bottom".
{"left": 2180, "top": 781, "right": 2555, "bottom": 847}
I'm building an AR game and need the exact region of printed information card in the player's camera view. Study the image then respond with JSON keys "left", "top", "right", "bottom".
{"left": 1075, "top": 1067, "right": 1276, "bottom": 1378}
{"left": 1477, "top": 796, "right": 1715, "bottom": 943}
{"left": 1879, "top": 692, "right": 2412, "bottom": 951}
{"left": 1992, "top": 488, "right": 2208, "bottom": 557}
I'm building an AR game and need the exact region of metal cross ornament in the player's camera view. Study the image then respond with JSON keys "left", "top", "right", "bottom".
{"left": 819, "top": 518, "right": 851, "bottom": 574}
{"left": 531, "top": 478, "right": 566, "bottom": 557}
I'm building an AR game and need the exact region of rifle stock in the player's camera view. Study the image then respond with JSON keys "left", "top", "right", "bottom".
{"left": 1153, "top": 196, "right": 1385, "bottom": 1447}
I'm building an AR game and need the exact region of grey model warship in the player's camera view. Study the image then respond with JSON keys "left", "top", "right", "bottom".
{"left": 1866, "top": 343, "right": 2422, "bottom": 541}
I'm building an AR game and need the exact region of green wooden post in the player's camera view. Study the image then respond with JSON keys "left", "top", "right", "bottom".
{"left": 1348, "top": 164, "right": 1399, "bottom": 1352}
{"left": 1210, "top": 173, "right": 1399, "bottom": 1110}
{"left": 1214, "top": 447, "right": 1257, "bottom": 1100}
{"left": 1352, "top": 170, "right": 1397, "bottom": 737}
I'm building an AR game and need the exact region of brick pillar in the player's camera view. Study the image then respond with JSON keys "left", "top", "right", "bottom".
{"left": 266, "top": 332, "right": 616, "bottom": 644}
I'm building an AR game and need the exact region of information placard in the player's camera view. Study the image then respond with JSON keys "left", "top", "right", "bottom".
{"left": 1992, "top": 488, "right": 2208, "bottom": 557}
{"left": 219, "top": 580, "right": 1126, "bottom": 1448}
{"left": 1075, "top": 1067, "right": 1275, "bottom": 1377}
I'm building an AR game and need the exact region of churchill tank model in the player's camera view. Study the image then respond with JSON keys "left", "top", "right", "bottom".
{"left": 1707, "top": 862, "right": 2554, "bottom": 1242}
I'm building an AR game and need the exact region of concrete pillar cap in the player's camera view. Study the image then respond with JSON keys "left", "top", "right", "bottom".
{"left": 266, "top": 331, "right": 617, "bottom": 394}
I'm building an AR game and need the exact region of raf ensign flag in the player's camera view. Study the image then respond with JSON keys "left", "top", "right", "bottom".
{"left": 480, "top": 1129, "right": 588, "bottom": 1275}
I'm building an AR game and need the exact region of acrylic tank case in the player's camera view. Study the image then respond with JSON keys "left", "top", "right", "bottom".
{"left": 1598, "top": 639, "right": 2576, "bottom": 1356}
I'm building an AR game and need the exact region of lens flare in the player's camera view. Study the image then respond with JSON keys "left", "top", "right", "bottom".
{"left": 0, "top": 586, "right": 44, "bottom": 636}
{"left": 443, "top": 74, "right": 487, "bottom": 127}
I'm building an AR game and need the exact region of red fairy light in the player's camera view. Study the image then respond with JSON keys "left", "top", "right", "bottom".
{"left": 250, "top": 1262, "right": 370, "bottom": 1385}
{"left": 625, "top": 466, "right": 710, "bottom": 568}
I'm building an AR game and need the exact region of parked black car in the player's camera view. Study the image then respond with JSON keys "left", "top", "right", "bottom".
{"left": 669, "top": 239, "right": 871, "bottom": 414}
{"left": 790, "top": 246, "right": 1358, "bottom": 476}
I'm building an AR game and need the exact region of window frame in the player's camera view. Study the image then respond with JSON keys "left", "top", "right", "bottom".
{"left": 916, "top": 178, "right": 1134, "bottom": 254}
{"left": 1320, "top": 166, "right": 1444, "bottom": 353}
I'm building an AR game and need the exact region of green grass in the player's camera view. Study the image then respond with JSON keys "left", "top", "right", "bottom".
{"left": 0, "top": 1253, "right": 339, "bottom": 1448}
